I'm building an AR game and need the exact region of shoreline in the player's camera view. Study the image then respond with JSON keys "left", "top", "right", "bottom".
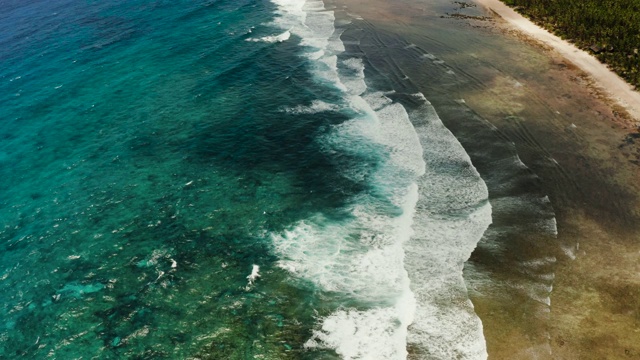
{"left": 330, "top": 0, "right": 640, "bottom": 357}
{"left": 474, "top": 0, "right": 640, "bottom": 125}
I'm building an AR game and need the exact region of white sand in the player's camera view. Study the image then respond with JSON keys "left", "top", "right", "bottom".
{"left": 475, "top": 0, "right": 640, "bottom": 123}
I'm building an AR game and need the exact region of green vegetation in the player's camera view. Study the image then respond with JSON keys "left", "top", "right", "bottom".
{"left": 501, "top": 0, "right": 640, "bottom": 88}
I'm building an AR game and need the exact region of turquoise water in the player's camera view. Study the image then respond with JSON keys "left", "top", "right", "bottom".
{"left": 0, "top": 0, "right": 361, "bottom": 358}
{"left": 0, "top": 0, "right": 561, "bottom": 359}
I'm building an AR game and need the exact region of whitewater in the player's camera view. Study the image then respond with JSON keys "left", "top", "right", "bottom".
{"left": 0, "top": 0, "right": 507, "bottom": 358}
{"left": 265, "top": 0, "right": 492, "bottom": 358}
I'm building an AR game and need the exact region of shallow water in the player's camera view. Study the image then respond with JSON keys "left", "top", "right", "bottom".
{"left": 329, "top": 1, "right": 567, "bottom": 358}
{"left": 0, "top": 0, "right": 584, "bottom": 359}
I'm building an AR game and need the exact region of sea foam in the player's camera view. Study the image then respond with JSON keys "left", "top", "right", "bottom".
{"left": 246, "top": 30, "right": 291, "bottom": 43}
{"left": 267, "top": 0, "right": 492, "bottom": 358}
{"left": 403, "top": 98, "right": 491, "bottom": 359}
{"left": 271, "top": 90, "right": 425, "bottom": 359}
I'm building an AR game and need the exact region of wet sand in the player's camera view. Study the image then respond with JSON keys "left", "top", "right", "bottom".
{"left": 330, "top": 0, "right": 640, "bottom": 358}
{"left": 464, "top": 7, "right": 640, "bottom": 359}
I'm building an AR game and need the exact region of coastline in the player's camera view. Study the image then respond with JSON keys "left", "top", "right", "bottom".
{"left": 329, "top": 0, "right": 640, "bottom": 357}
{"left": 5, "top": 0, "right": 640, "bottom": 357}
{"left": 474, "top": 0, "right": 640, "bottom": 124}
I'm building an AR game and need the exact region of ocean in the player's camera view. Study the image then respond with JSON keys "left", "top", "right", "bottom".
{"left": 0, "top": 0, "right": 560, "bottom": 359}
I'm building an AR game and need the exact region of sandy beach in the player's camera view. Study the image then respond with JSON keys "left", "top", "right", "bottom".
{"left": 330, "top": 0, "right": 640, "bottom": 358}
{"left": 475, "top": 0, "right": 640, "bottom": 124}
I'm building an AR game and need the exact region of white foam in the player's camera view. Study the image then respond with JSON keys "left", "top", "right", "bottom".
{"left": 272, "top": 90, "right": 425, "bottom": 357}
{"left": 246, "top": 264, "right": 260, "bottom": 285}
{"left": 342, "top": 58, "right": 364, "bottom": 72}
{"left": 275, "top": 88, "right": 490, "bottom": 358}
{"left": 412, "top": 93, "right": 428, "bottom": 102}
{"left": 267, "top": 0, "right": 492, "bottom": 357}
{"left": 341, "top": 58, "right": 367, "bottom": 96}
{"left": 307, "top": 49, "right": 325, "bottom": 60}
{"left": 273, "top": 185, "right": 421, "bottom": 359}
{"left": 305, "top": 292, "right": 415, "bottom": 359}
{"left": 246, "top": 30, "right": 291, "bottom": 43}
{"left": 269, "top": 0, "right": 348, "bottom": 91}
{"left": 362, "top": 91, "right": 393, "bottom": 111}
{"left": 403, "top": 98, "right": 492, "bottom": 359}
{"left": 283, "top": 100, "right": 341, "bottom": 114}
{"left": 267, "top": 18, "right": 427, "bottom": 355}
{"left": 316, "top": 55, "right": 347, "bottom": 91}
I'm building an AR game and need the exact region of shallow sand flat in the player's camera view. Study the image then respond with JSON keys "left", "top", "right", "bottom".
{"left": 459, "top": 9, "right": 640, "bottom": 358}
{"left": 329, "top": 0, "right": 640, "bottom": 358}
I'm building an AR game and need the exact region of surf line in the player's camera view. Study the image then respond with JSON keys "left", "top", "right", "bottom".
{"left": 265, "top": 0, "right": 493, "bottom": 358}
{"left": 265, "top": 0, "right": 424, "bottom": 358}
